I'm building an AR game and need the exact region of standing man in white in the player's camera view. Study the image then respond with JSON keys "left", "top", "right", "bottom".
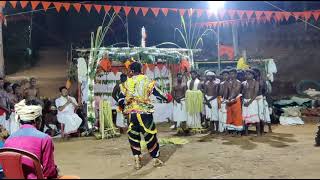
{"left": 55, "top": 86, "right": 82, "bottom": 138}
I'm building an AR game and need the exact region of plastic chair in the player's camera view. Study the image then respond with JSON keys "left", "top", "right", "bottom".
{"left": 0, "top": 147, "right": 44, "bottom": 179}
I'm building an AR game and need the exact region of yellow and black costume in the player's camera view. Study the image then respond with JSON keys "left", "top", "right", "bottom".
{"left": 118, "top": 64, "right": 167, "bottom": 162}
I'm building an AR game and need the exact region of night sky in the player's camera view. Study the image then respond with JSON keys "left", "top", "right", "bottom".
{"left": 3, "top": 1, "right": 319, "bottom": 50}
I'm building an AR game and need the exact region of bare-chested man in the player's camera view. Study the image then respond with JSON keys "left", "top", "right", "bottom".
{"left": 186, "top": 70, "right": 203, "bottom": 130}
{"left": 226, "top": 69, "right": 243, "bottom": 135}
{"left": 242, "top": 70, "right": 261, "bottom": 136}
{"left": 172, "top": 73, "right": 187, "bottom": 130}
{"left": 204, "top": 71, "right": 219, "bottom": 133}
{"left": 199, "top": 73, "right": 207, "bottom": 127}
{"left": 112, "top": 73, "right": 128, "bottom": 130}
{"left": 218, "top": 70, "right": 230, "bottom": 133}
{"left": 252, "top": 68, "right": 272, "bottom": 134}
{"left": 24, "top": 78, "right": 42, "bottom": 105}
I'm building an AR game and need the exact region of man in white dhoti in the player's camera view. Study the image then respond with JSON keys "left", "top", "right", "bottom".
{"left": 172, "top": 73, "right": 187, "bottom": 131}
{"left": 252, "top": 68, "right": 272, "bottom": 134}
{"left": 218, "top": 70, "right": 230, "bottom": 133}
{"left": 186, "top": 70, "right": 203, "bottom": 130}
{"left": 55, "top": 86, "right": 82, "bottom": 138}
{"left": 204, "top": 71, "right": 220, "bottom": 133}
{"left": 242, "top": 70, "right": 261, "bottom": 136}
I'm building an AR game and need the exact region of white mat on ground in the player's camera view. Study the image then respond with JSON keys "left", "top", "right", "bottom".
{"left": 279, "top": 116, "right": 304, "bottom": 125}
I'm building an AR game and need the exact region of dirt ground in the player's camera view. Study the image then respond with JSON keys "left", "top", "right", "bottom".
{"left": 53, "top": 122, "right": 320, "bottom": 179}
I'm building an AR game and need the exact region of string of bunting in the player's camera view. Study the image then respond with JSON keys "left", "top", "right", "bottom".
{"left": 1, "top": 1, "right": 320, "bottom": 23}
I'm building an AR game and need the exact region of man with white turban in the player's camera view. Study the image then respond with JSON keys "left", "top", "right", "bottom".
{"left": 4, "top": 99, "right": 59, "bottom": 179}
{"left": 204, "top": 71, "right": 220, "bottom": 133}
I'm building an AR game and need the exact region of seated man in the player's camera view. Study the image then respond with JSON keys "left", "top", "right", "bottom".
{"left": 55, "top": 87, "right": 82, "bottom": 138}
{"left": 4, "top": 99, "right": 59, "bottom": 179}
{"left": 43, "top": 105, "right": 61, "bottom": 137}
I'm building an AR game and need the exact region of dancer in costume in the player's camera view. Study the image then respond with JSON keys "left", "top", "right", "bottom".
{"left": 112, "top": 73, "right": 128, "bottom": 129}
{"left": 118, "top": 62, "right": 171, "bottom": 170}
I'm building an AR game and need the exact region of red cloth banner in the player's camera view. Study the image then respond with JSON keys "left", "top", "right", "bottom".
{"left": 219, "top": 44, "right": 234, "bottom": 60}
{"left": 313, "top": 11, "right": 320, "bottom": 21}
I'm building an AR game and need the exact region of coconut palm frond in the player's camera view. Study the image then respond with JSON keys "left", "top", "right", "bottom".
{"left": 193, "top": 28, "right": 214, "bottom": 49}
{"left": 155, "top": 42, "right": 182, "bottom": 48}
{"left": 174, "top": 27, "right": 188, "bottom": 49}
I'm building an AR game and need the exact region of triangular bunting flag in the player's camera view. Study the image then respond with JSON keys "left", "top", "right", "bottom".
{"left": 148, "top": 64, "right": 155, "bottom": 72}
{"left": 157, "top": 64, "right": 164, "bottom": 71}
{"left": 30, "top": 1, "right": 40, "bottom": 10}
{"left": 133, "top": 7, "right": 140, "bottom": 15}
{"left": 227, "top": 10, "right": 236, "bottom": 19}
{"left": 237, "top": 10, "right": 245, "bottom": 19}
{"left": 206, "top": 10, "right": 213, "bottom": 18}
{"left": 93, "top": 4, "right": 102, "bottom": 13}
{"left": 141, "top": 7, "right": 149, "bottom": 16}
{"left": 197, "top": 9, "right": 203, "bottom": 17}
{"left": 73, "top": 3, "right": 82, "bottom": 13}
{"left": 169, "top": 8, "right": 177, "bottom": 12}
{"left": 20, "top": 1, "right": 29, "bottom": 9}
{"left": 9, "top": 1, "right": 17, "bottom": 8}
{"left": 151, "top": 7, "right": 160, "bottom": 17}
{"left": 304, "top": 11, "right": 312, "bottom": 21}
{"left": 245, "top": 10, "right": 254, "bottom": 19}
{"left": 255, "top": 11, "right": 264, "bottom": 21}
{"left": 84, "top": 4, "right": 92, "bottom": 13}
{"left": 53, "top": 2, "right": 62, "bottom": 12}
{"left": 161, "top": 8, "right": 168, "bottom": 16}
{"left": 41, "top": 1, "right": 51, "bottom": 11}
{"left": 179, "top": 9, "right": 186, "bottom": 16}
{"left": 0, "top": 1, "right": 6, "bottom": 8}
{"left": 218, "top": 10, "right": 226, "bottom": 19}
{"left": 113, "top": 6, "right": 121, "bottom": 14}
{"left": 274, "top": 12, "right": 283, "bottom": 22}
{"left": 187, "top": 8, "right": 193, "bottom": 17}
{"left": 292, "top": 12, "right": 301, "bottom": 20}
{"left": 283, "top": 12, "right": 291, "bottom": 21}
{"left": 263, "top": 11, "right": 273, "bottom": 21}
{"left": 123, "top": 6, "right": 131, "bottom": 16}
{"left": 312, "top": 11, "right": 320, "bottom": 21}
{"left": 104, "top": 5, "right": 111, "bottom": 13}
{"left": 62, "top": 3, "right": 71, "bottom": 12}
